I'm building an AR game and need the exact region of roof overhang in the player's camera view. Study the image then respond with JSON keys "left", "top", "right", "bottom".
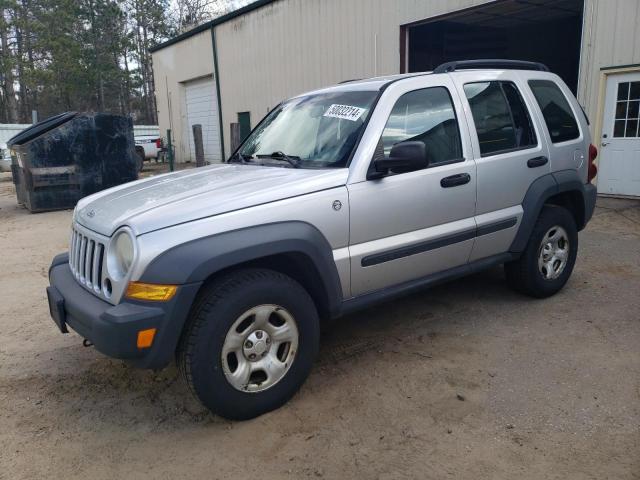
{"left": 150, "top": 0, "right": 279, "bottom": 54}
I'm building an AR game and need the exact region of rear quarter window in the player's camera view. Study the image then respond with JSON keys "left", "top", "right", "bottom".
{"left": 528, "top": 80, "right": 580, "bottom": 143}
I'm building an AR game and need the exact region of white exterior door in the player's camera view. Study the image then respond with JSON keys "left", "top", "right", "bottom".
{"left": 184, "top": 76, "right": 222, "bottom": 163}
{"left": 598, "top": 72, "right": 640, "bottom": 196}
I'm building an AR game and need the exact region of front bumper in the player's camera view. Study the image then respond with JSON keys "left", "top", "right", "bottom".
{"left": 47, "top": 253, "right": 201, "bottom": 369}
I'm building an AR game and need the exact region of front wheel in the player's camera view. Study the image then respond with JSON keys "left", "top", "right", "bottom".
{"left": 505, "top": 205, "right": 578, "bottom": 298}
{"left": 177, "top": 269, "right": 320, "bottom": 420}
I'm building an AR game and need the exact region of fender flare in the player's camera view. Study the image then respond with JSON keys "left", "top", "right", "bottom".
{"left": 509, "top": 170, "right": 591, "bottom": 253}
{"left": 139, "top": 221, "right": 344, "bottom": 317}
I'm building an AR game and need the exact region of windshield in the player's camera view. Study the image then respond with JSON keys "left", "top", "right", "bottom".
{"left": 237, "top": 90, "right": 378, "bottom": 168}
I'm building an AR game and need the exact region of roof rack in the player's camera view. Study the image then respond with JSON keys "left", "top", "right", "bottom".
{"left": 433, "top": 59, "right": 550, "bottom": 74}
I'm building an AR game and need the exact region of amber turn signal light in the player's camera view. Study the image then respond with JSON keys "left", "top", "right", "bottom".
{"left": 137, "top": 328, "right": 157, "bottom": 349}
{"left": 125, "top": 282, "right": 177, "bottom": 301}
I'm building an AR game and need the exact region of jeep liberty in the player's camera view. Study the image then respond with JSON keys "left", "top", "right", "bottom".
{"left": 47, "top": 60, "right": 598, "bottom": 419}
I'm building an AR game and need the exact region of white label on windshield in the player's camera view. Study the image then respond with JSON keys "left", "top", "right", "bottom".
{"left": 323, "top": 104, "right": 366, "bottom": 121}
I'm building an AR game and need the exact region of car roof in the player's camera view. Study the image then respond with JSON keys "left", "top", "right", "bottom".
{"left": 298, "top": 72, "right": 432, "bottom": 96}
{"left": 301, "top": 67, "right": 556, "bottom": 97}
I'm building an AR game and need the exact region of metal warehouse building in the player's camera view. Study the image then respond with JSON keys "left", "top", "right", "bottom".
{"left": 150, "top": 0, "right": 640, "bottom": 197}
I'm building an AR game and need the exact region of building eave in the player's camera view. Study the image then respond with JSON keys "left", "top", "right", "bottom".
{"left": 149, "top": 0, "right": 280, "bottom": 54}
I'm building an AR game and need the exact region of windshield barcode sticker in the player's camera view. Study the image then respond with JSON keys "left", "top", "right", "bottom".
{"left": 323, "top": 104, "right": 366, "bottom": 121}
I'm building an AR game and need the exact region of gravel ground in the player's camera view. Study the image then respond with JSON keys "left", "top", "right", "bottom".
{"left": 0, "top": 169, "right": 638, "bottom": 479}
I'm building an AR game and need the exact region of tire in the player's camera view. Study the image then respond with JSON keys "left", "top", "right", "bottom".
{"left": 505, "top": 205, "right": 578, "bottom": 298}
{"left": 135, "top": 148, "right": 145, "bottom": 172}
{"left": 177, "top": 268, "right": 320, "bottom": 420}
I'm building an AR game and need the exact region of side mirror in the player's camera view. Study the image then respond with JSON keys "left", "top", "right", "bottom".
{"left": 369, "top": 141, "right": 428, "bottom": 179}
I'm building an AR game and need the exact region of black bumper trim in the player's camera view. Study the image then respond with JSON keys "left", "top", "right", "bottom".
{"left": 48, "top": 254, "right": 201, "bottom": 369}
{"left": 584, "top": 183, "right": 597, "bottom": 225}
{"left": 361, "top": 217, "right": 518, "bottom": 268}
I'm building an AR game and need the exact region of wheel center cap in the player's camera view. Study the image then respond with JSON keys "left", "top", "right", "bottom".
{"left": 254, "top": 340, "right": 267, "bottom": 355}
{"left": 243, "top": 330, "right": 271, "bottom": 360}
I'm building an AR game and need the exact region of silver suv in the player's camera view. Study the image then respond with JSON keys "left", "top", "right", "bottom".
{"left": 47, "top": 60, "right": 598, "bottom": 419}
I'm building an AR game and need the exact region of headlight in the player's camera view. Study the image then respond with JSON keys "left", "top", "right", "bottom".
{"left": 108, "top": 228, "right": 135, "bottom": 280}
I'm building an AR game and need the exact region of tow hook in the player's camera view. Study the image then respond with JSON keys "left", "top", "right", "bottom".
{"left": 82, "top": 339, "right": 94, "bottom": 348}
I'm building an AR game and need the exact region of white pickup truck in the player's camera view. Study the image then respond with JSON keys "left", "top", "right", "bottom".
{"left": 134, "top": 134, "right": 164, "bottom": 170}
{"left": 0, "top": 143, "right": 11, "bottom": 172}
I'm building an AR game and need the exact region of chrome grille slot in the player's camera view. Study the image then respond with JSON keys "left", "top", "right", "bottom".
{"left": 68, "top": 224, "right": 107, "bottom": 297}
{"left": 79, "top": 236, "right": 87, "bottom": 282}
{"left": 69, "top": 230, "right": 76, "bottom": 270}
{"left": 93, "top": 243, "right": 103, "bottom": 291}
{"left": 86, "top": 240, "right": 94, "bottom": 287}
{"left": 74, "top": 231, "right": 82, "bottom": 275}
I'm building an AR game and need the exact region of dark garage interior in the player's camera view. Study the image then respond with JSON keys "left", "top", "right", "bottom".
{"left": 405, "top": 0, "right": 584, "bottom": 93}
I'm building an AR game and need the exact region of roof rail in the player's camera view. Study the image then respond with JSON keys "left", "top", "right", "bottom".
{"left": 434, "top": 59, "right": 550, "bottom": 74}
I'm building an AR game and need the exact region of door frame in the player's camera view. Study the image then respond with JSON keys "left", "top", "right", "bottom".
{"left": 593, "top": 64, "right": 640, "bottom": 197}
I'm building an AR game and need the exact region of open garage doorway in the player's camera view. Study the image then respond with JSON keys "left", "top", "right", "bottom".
{"left": 402, "top": 0, "right": 584, "bottom": 93}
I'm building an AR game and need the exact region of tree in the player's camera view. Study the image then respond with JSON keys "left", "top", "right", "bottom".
{"left": 0, "top": 0, "right": 243, "bottom": 124}
{"left": 169, "top": 0, "right": 250, "bottom": 33}
{"left": 127, "top": 0, "right": 172, "bottom": 123}
{"left": 0, "top": 5, "right": 20, "bottom": 123}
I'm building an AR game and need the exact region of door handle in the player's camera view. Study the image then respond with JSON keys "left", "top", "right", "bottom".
{"left": 527, "top": 156, "right": 548, "bottom": 168}
{"left": 440, "top": 173, "right": 471, "bottom": 188}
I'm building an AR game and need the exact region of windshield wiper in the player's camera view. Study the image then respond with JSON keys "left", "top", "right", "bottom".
{"left": 228, "top": 152, "right": 254, "bottom": 164}
{"left": 256, "top": 151, "right": 301, "bottom": 168}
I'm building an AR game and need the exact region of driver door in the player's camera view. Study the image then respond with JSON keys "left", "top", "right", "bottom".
{"left": 347, "top": 77, "right": 477, "bottom": 297}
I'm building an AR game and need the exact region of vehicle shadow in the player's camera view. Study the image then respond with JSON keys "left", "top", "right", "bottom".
{"left": 319, "top": 265, "right": 516, "bottom": 356}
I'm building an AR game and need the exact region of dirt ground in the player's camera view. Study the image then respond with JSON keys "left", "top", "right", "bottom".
{"left": 0, "top": 168, "right": 639, "bottom": 479}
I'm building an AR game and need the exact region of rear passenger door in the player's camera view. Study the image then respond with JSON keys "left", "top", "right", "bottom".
{"left": 452, "top": 72, "right": 550, "bottom": 261}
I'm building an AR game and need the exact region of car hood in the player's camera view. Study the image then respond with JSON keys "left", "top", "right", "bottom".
{"left": 75, "top": 164, "right": 349, "bottom": 236}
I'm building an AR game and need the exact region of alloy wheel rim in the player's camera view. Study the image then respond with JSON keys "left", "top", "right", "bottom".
{"left": 221, "top": 304, "right": 299, "bottom": 393}
{"left": 537, "top": 225, "right": 570, "bottom": 280}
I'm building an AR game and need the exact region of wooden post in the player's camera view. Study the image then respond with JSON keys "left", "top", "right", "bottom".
{"left": 192, "top": 124, "right": 205, "bottom": 167}
{"left": 166, "top": 129, "right": 174, "bottom": 172}
{"left": 230, "top": 122, "right": 241, "bottom": 153}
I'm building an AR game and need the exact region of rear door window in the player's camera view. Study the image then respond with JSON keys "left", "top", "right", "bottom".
{"left": 528, "top": 80, "right": 581, "bottom": 143}
{"left": 463, "top": 81, "right": 537, "bottom": 156}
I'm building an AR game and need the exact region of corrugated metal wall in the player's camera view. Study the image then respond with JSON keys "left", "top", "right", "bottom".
{"left": 152, "top": 31, "right": 215, "bottom": 163}
{"left": 214, "top": 0, "right": 494, "bottom": 155}
{"left": 578, "top": 0, "right": 640, "bottom": 124}
{"left": 152, "top": 0, "right": 640, "bottom": 160}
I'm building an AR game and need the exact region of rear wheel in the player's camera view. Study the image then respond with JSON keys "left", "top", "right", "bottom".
{"left": 505, "top": 205, "right": 578, "bottom": 298}
{"left": 135, "top": 147, "right": 145, "bottom": 172}
{"left": 177, "top": 269, "right": 320, "bottom": 420}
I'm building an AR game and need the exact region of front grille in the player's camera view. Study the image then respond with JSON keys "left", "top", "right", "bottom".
{"left": 69, "top": 225, "right": 106, "bottom": 295}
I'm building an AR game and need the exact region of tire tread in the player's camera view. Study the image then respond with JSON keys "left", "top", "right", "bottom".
{"left": 505, "top": 205, "right": 577, "bottom": 298}
{"left": 176, "top": 268, "right": 315, "bottom": 415}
